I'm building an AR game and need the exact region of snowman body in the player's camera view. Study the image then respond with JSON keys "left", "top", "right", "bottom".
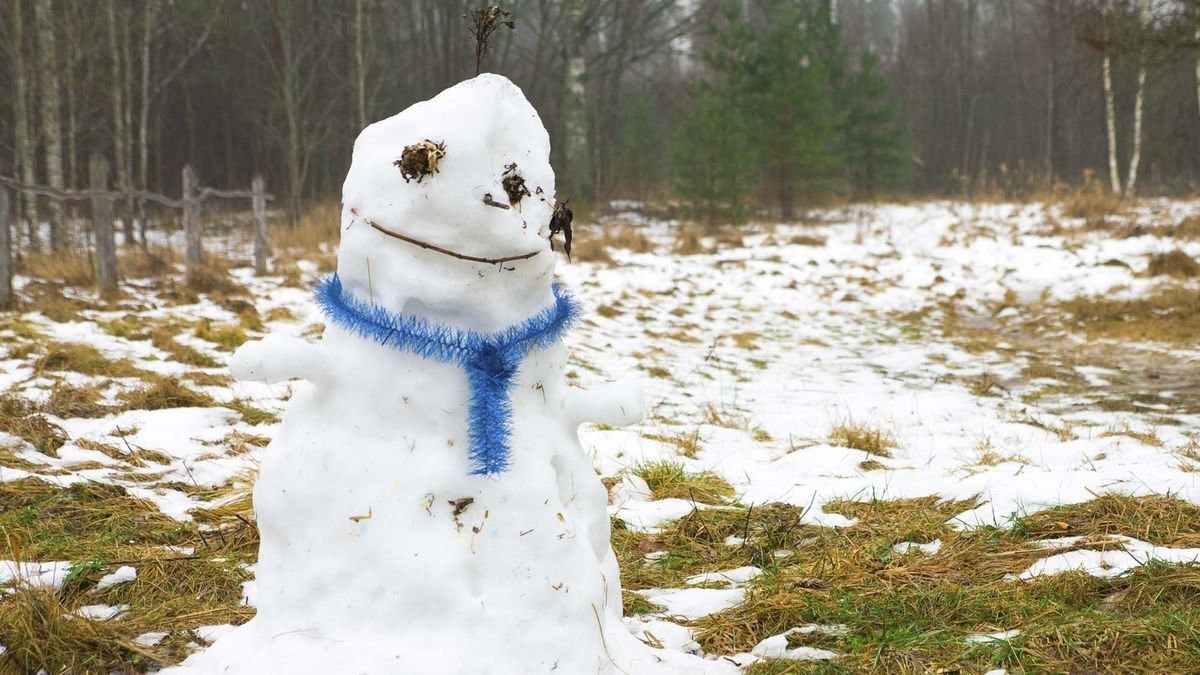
{"left": 169, "top": 75, "right": 727, "bottom": 675}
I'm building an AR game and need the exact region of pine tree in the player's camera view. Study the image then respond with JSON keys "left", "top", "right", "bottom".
{"left": 712, "top": 0, "right": 842, "bottom": 220}
{"left": 843, "top": 49, "right": 907, "bottom": 198}
{"left": 670, "top": 84, "right": 756, "bottom": 224}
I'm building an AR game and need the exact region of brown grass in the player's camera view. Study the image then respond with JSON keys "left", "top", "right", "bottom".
{"left": 34, "top": 342, "right": 146, "bottom": 378}
{"left": 1145, "top": 250, "right": 1200, "bottom": 279}
{"left": 632, "top": 461, "right": 735, "bottom": 504}
{"left": 18, "top": 251, "right": 96, "bottom": 287}
{"left": 118, "top": 378, "right": 215, "bottom": 411}
{"left": 828, "top": 421, "right": 897, "bottom": 457}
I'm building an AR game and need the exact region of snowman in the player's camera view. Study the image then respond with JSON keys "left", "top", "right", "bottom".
{"left": 167, "top": 75, "right": 733, "bottom": 674}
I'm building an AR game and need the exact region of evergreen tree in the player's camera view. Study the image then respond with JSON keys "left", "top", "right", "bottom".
{"left": 712, "top": 0, "right": 843, "bottom": 220}
{"left": 842, "top": 49, "right": 907, "bottom": 197}
{"left": 670, "top": 84, "right": 756, "bottom": 224}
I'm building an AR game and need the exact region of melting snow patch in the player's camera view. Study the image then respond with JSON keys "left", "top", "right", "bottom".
{"left": 624, "top": 617, "right": 702, "bottom": 654}
{"left": 749, "top": 625, "right": 846, "bottom": 661}
{"left": 1011, "top": 536, "right": 1200, "bottom": 580}
{"left": 75, "top": 604, "right": 129, "bottom": 621}
{"left": 893, "top": 539, "right": 942, "bottom": 555}
{"left": 95, "top": 565, "right": 137, "bottom": 590}
{"left": 685, "top": 566, "right": 761, "bottom": 587}
{"left": 134, "top": 631, "right": 169, "bottom": 647}
{"left": 637, "top": 587, "right": 746, "bottom": 620}
{"left": 0, "top": 560, "right": 73, "bottom": 590}
{"left": 966, "top": 629, "right": 1020, "bottom": 644}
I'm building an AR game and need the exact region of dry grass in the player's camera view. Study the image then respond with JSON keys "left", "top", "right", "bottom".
{"left": 41, "top": 383, "right": 111, "bottom": 419}
{"left": 672, "top": 227, "right": 709, "bottom": 255}
{"left": 149, "top": 326, "right": 221, "bottom": 368}
{"left": 35, "top": 342, "right": 146, "bottom": 379}
{"left": 118, "top": 378, "right": 215, "bottom": 411}
{"left": 1058, "top": 287, "right": 1200, "bottom": 345}
{"left": 1060, "top": 176, "right": 1123, "bottom": 222}
{"left": 193, "top": 320, "right": 249, "bottom": 351}
{"left": 828, "top": 421, "right": 897, "bottom": 458}
{"left": 632, "top": 461, "right": 735, "bottom": 504}
{"left": 18, "top": 251, "right": 96, "bottom": 287}
{"left": 675, "top": 494, "right": 1200, "bottom": 673}
{"left": 0, "top": 478, "right": 257, "bottom": 673}
{"left": 1145, "top": 250, "right": 1200, "bottom": 279}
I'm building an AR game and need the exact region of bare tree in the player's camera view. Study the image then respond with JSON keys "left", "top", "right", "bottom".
{"left": 10, "top": 0, "right": 39, "bottom": 250}
{"left": 1102, "top": 0, "right": 1122, "bottom": 194}
{"left": 34, "top": 0, "right": 66, "bottom": 249}
{"left": 1123, "top": 0, "right": 1150, "bottom": 197}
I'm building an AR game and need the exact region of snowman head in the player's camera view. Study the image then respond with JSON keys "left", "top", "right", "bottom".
{"left": 336, "top": 74, "right": 559, "bottom": 330}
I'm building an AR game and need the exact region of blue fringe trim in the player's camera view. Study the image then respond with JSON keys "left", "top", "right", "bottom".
{"left": 315, "top": 273, "right": 579, "bottom": 476}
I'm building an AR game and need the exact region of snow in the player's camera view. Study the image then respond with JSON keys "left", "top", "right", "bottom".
{"left": 94, "top": 565, "right": 137, "bottom": 590}
{"left": 0, "top": 560, "right": 73, "bottom": 590}
{"left": 747, "top": 625, "right": 846, "bottom": 661}
{"left": 75, "top": 603, "right": 129, "bottom": 621}
{"left": 684, "top": 566, "right": 761, "bottom": 587}
{"left": 1012, "top": 536, "right": 1200, "bottom": 580}
{"left": 637, "top": 587, "right": 747, "bottom": 620}
{"left": 965, "top": 629, "right": 1021, "bottom": 644}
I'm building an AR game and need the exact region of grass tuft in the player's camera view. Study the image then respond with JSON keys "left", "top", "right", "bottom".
{"left": 828, "top": 421, "right": 897, "bottom": 457}
{"left": 118, "top": 378, "right": 215, "bottom": 411}
{"left": 632, "top": 461, "right": 735, "bottom": 504}
{"left": 35, "top": 343, "right": 146, "bottom": 378}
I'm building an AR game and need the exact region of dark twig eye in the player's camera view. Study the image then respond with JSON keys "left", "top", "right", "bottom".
{"left": 501, "top": 163, "right": 530, "bottom": 207}
{"left": 395, "top": 140, "right": 447, "bottom": 183}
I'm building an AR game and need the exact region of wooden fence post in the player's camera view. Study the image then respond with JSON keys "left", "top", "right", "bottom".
{"left": 0, "top": 188, "right": 12, "bottom": 310}
{"left": 252, "top": 174, "right": 269, "bottom": 276}
{"left": 90, "top": 154, "right": 118, "bottom": 298}
{"left": 182, "top": 164, "right": 203, "bottom": 277}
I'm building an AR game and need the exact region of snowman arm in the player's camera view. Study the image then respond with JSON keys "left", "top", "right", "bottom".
{"left": 230, "top": 334, "right": 327, "bottom": 385}
{"left": 563, "top": 380, "right": 645, "bottom": 428}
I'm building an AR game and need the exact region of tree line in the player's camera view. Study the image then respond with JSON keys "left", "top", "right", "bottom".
{"left": 0, "top": 0, "right": 1198, "bottom": 245}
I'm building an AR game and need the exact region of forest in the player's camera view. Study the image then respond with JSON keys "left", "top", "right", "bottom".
{"left": 1, "top": 0, "right": 1199, "bottom": 233}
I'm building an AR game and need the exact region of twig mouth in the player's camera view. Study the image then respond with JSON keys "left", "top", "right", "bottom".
{"left": 366, "top": 219, "right": 543, "bottom": 265}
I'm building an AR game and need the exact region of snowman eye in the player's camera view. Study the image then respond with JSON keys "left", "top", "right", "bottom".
{"left": 501, "top": 163, "right": 530, "bottom": 207}
{"left": 394, "top": 139, "right": 446, "bottom": 183}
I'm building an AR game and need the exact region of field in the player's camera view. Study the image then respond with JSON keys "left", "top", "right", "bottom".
{"left": 2, "top": 198, "right": 1200, "bottom": 673}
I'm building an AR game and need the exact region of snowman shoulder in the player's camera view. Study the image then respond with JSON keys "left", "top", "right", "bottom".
{"left": 230, "top": 333, "right": 328, "bottom": 385}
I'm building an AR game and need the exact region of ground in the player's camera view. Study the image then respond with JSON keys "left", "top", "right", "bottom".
{"left": 1, "top": 198, "right": 1199, "bottom": 673}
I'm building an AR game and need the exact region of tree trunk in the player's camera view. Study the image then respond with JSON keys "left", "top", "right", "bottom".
{"left": 182, "top": 165, "right": 203, "bottom": 275}
{"left": 90, "top": 154, "right": 118, "bottom": 298}
{"left": 11, "top": 0, "right": 39, "bottom": 252}
{"left": 63, "top": 1, "right": 78, "bottom": 190}
{"left": 355, "top": 0, "right": 366, "bottom": 130}
{"left": 34, "top": 0, "right": 66, "bottom": 250}
{"left": 0, "top": 188, "right": 13, "bottom": 310}
{"left": 137, "top": 0, "right": 157, "bottom": 235}
{"left": 252, "top": 174, "right": 269, "bottom": 276}
{"left": 108, "top": 0, "right": 134, "bottom": 244}
{"left": 1124, "top": 0, "right": 1149, "bottom": 198}
{"left": 1102, "top": 0, "right": 1121, "bottom": 195}
{"left": 1044, "top": 0, "right": 1057, "bottom": 189}
{"left": 563, "top": 0, "right": 591, "bottom": 199}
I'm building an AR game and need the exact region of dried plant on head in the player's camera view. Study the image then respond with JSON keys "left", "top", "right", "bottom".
{"left": 394, "top": 140, "right": 447, "bottom": 183}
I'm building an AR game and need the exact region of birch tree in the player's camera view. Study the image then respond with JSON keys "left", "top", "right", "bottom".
{"left": 1102, "top": 0, "right": 1122, "bottom": 195}
{"left": 34, "top": 0, "right": 66, "bottom": 249}
{"left": 1124, "top": 0, "right": 1150, "bottom": 198}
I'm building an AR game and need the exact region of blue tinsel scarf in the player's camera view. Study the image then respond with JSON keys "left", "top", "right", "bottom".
{"left": 315, "top": 274, "right": 579, "bottom": 476}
